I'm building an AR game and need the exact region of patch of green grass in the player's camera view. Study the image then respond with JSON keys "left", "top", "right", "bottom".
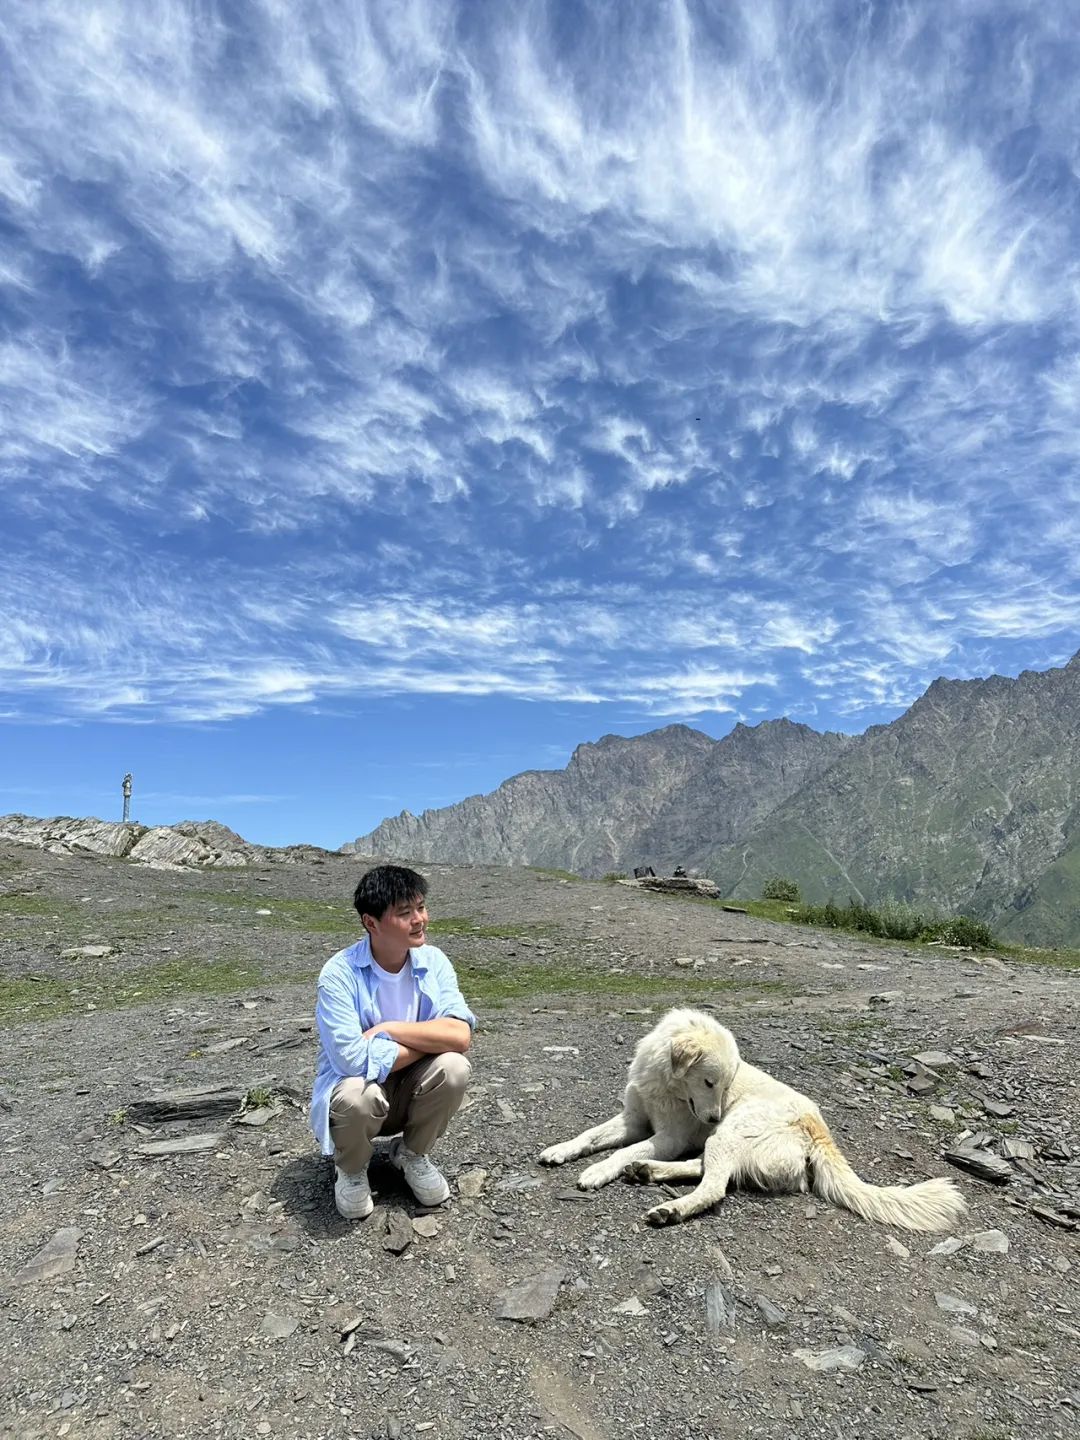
{"left": 199, "top": 892, "right": 355, "bottom": 933}
{"left": 0, "top": 893, "right": 84, "bottom": 920}
{"left": 0, "top": 955, "right": 317, "bottom": 1029}
{"left": 638, "top": 884, "right": 1080, "bottom": 969}
{"left": 427, "top": 916, "right": 551, "bottom": 941}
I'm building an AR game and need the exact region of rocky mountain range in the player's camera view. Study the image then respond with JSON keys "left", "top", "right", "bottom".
{"left": 358, "top": 651, "right": 1080, "bottom": 947}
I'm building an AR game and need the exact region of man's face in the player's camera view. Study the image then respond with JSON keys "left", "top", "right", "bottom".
{"left": 364, "top": 894, "right": 428, "bottom": 957}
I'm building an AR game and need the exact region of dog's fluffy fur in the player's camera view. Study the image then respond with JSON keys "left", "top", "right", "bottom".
{"left": 539, "top": 1007, "right": 966, "bottom": 1231}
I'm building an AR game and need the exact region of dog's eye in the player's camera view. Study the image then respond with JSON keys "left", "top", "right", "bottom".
{"left": 704, "top": 1078, "right": 715, "bottom": 1089}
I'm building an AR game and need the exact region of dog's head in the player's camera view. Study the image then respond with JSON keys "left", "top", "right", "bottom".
{"left": 669, "top": 1025, "right": 739, "bottom": 1125}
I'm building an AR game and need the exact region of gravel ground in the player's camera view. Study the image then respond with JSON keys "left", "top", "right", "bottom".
{"left": 1, "top": 842, "right": 1077, "bottom": 1440}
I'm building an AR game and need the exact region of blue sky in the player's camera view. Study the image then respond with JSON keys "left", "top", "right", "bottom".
{"left": 2, "top": 1, "right": 1079, "bottom": 849}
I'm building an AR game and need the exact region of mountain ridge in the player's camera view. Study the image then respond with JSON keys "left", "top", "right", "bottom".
{"left": 358, "top": 652, "right": 1080, "bottom": 945}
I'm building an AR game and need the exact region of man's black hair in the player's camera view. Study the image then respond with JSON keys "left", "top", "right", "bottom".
{"left": 353, "top": 864, "right": 428, "bottom": 921}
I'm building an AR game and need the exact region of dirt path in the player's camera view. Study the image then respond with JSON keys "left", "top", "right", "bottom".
{"left": 1, "top": 844, "right": 1077, "bottom": 1438}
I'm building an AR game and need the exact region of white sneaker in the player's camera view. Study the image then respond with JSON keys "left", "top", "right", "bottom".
{"left": 334, "top": 1166, "right": 373, "bottom": 1220}
{"left": 388, "top": 1139, "right": 450, "bottom": 1206}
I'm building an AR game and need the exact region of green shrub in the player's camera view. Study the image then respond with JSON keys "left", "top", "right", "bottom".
{"left": 919, "top": 915, "right": 996, "bottom": 949}
{"left": 794, "top": 896, "right": 996, "bottom": 948}
{"left": 762, "top": 875, "right": 801, "bottom": 902}
{"left": 602, "top": 872, "right": 628, "bottom": 883}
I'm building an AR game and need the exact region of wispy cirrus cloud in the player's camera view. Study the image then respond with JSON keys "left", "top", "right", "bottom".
{"left": 0, "top": 0, "right": 1078, "bottom": 759}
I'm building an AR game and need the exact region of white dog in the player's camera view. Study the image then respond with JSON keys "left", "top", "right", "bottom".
{"left": 539, "top": 1008, "right": 966, "bottom": 1232}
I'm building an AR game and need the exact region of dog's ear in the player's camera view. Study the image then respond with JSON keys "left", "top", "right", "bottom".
{"left": 670, "top": 1035, "right": 702, "bottom": 1076}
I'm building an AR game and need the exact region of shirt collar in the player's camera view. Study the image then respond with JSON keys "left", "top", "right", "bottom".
{"left": 351, "top": 936, "right": 431, "bottom": 972}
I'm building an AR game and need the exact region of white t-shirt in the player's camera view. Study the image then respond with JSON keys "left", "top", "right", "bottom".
{"left": 370, "top": 955, "right": 420, "bottom": 1024}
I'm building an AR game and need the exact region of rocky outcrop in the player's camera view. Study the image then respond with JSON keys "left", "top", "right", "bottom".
{"left": 0, "top": 814, "right": 338, "bottom": 870}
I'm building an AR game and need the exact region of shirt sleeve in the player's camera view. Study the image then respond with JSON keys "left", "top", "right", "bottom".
{"left": 430, "top": 952, "right": 477, "bottom": 1031}
{"left": 316, "top": 970, "right": 400, "bottom": 1083}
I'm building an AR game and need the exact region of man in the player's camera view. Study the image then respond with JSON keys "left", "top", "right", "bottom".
{"left": 310, "top": 864, "right": 475, "bottom": 1220}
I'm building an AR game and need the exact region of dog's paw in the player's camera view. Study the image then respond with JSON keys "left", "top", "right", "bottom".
{"left": 644, "top": 1201, "right": 685, "bottom": 1227}
{"left": 625, "top": 1160, "right": 656, "bottom": 1185}
{"left": 576, "top": 1163, "right": 613, "bottom": 1191}
{"left": 537, "top": 1144, "right": 570, "bottom": 1167}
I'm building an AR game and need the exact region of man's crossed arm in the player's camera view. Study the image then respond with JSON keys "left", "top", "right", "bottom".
{"left": 363, "top": 1017, "right": 472, "bottom": 1072}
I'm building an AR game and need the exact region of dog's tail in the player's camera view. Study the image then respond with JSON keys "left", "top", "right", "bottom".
{"left": 799, "top": 1115, "right": 966, "bottom": 1232}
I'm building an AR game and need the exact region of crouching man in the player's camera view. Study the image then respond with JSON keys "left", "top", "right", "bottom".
{"left": 310, "top": 865, "right": 475, "bottom": 1220}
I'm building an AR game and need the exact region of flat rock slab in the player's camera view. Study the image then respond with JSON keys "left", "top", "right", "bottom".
{"left": 136, "top": 1133, "right": 225, "bottom": 1157}
{"left": 60, "top": 944, "right": 114, "bottom": 960}
{"left": 913, "top": 1051, "right": 956, "bottom": 1069}
{"left": 12, "top": 1227, "right": 82, "bottom": 1285}
{"left": 494, "top": 1265, "right": 566, "bottom": 1323}
{"left": 234, "top": 1105, "right": 282, "bottom": 1128}
{"left": 128, "top": 1086, "right": 245, "bottom": 1124}
{"left": 793, "top": 1345, "right": 866, "bottom": 1372}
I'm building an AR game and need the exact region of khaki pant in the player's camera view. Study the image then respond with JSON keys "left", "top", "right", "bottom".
{"left": 329, "top": 1052, "right": 471, "bottom": 1176}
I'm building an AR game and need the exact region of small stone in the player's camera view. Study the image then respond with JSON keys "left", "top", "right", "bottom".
{"left": 754, "top": 1295, "right": 788, "bottom": 1329}
{"left": 61, "top": 944, "right": 114, "bottom": 960}
{"left": 982, "top": 1098, "right": 1015, "bottom": 1118}
{"left": 868, "top": 991, "right": 905, "bottom": 1006}
{"left": 929, "top": 1105, "right": 955, "bottom": 1124}
{"left": 412, "top": 1215, "right": 441, "bottom": 1239}
{"left": 612, "top": 1296, "right": 648, "bottom": 1316}
{"left": 235, "top": 1106, "right": 280, "bottom": 1128}
{"left": 793, "top": 1345, "right": 866, "bottom": 1372}
{"left": 885, "top": 1237, "right": 910, "bottom": 1259}
{"left": 907, "top": 1075, "right": 936, "bottom": 1096}
{"left": 967, "top": 1229, "right": 1009, "bottom": 1254}
{"left": 261, "top": 1312, "right": 299, "bottom": 1340}
{"left": 929, "top": 1237, "right": 965, "bottom": 1256}
{"left": 12, "top": 1227, "right": 82, "bottom": 1285}
{"left": 913, "top": 1051, "right": 955, "bottom": 1069}
{"left": 943, "top": 1148, "right": 1012, "bottom": 1184}
{"left": 1001, "top": 1138, "right": 1035, "bottom": 1160}
{"left": 949, "top": 1326, "right": 980, "bottom": 1347}
{"left": 935, "top": 1292, "right": 976, "bottom": 1316}
{"left": 383, "top": 1210, "right": 413, "bottom": 1255}
{"left": 457, "top": 1168, "right": 487, "bottom": 1198}
{"left": 494, "top": 1265, "right": 565, "bottom": 1323}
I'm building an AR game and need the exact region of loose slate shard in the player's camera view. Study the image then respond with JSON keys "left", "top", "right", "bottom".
{"left": 494, "top": 1265, "right": 566, "bottom": 1323}
{"left": 943, "top": 1148, "right": 1012, "bottom": 1184}
{"left": 383, "top": 1210, "right": 413, "bottom": 1255}
{"left": 705, "top": 1279, "right": 734, "bottom": 1334}
{"left": 12, "top": 1227, "right": 82, "bottom": 1285}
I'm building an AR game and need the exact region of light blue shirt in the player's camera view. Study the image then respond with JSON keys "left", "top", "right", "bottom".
{"left": 309, "top": 936, "right": 476, "bottom": 1155}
